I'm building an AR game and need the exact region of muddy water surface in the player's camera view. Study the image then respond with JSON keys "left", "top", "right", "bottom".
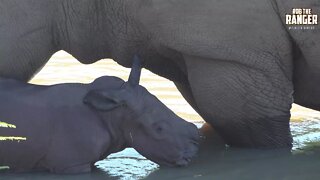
{"left": 2, "top": 51, "right": 320, "bottom": 179}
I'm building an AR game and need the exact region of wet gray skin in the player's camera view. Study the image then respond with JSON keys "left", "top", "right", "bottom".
{"left": 83, "top": 56, "right": 200, "bottom": 167}
{"left": 85, "top": 83, "right": 200, "bottom": 167}
{"left": 0, "top": 56, "right": 200, "bottom": 173}
{"left": 1, "top": 0, "right": 320, "bottom": 149}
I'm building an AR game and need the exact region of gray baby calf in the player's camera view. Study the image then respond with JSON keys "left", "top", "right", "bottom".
{"left": 0, "top": 56, "right": 200, "bottom": 173}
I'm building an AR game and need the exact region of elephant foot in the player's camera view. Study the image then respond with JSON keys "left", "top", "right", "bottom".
{"left": 199, "top": 116, "right": 292, "bottom": 149}
{"left": 211, "top": 115, "right": 293, "bottom": 149}
{"left": 199, "top": 123, "right": 226, "bottom": 150}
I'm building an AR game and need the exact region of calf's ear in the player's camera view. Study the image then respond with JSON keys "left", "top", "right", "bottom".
{"left": 128, "top": 55, "right": 142, "bottom": 87}
{"left": 83, "top": 90, "right": 125, "bottom": 111}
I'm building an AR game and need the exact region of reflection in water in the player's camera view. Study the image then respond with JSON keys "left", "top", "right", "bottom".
{"left": 292, "top": 119, "right": 320, "bottom": 150}
{"left": 95, "top": 148, "right": 159, "bottom": 179}
{"left": 2, "top": 51, "right": 320, "bottom": 179}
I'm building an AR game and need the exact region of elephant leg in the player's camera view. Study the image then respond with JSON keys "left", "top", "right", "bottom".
{"left": 0, "top": 50, "right": 53, "bottom": 82}
{"left": 292, "top": 49, "right": 320, "bottom": 111}
{"left": 184, "top": 55, "right": 293, "bottom": 148}
{"left": 0, "top": 27, "right": 57, "bottom": 82}
{"left": 174, "top": 81, "right": 201, "bottom": 113}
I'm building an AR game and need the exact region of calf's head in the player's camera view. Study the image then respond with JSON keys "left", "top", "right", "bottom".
{"left": 84, "top": 56, "right": 200, "bottom": 166}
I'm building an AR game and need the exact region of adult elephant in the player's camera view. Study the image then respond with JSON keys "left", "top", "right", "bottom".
{"left": 0, "top": 0, "right": 319, "bottom": 148}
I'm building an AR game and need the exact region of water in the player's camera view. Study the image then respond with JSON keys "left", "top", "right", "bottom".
{"left": 1, "top": 51, "right": 320, "bottom": 179}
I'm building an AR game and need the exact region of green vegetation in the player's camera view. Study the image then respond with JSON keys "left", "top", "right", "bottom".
{"left": 0, "top": 121, "right": 16, "bottom": 128}
{"left": 0, "top": 166, "right": 10, "bottom": 170}
{"left": 0, "top": 136, "right": 27, "bottom": 141}
{"left": 0, "top": 121, "right": 27, "bottom": 141}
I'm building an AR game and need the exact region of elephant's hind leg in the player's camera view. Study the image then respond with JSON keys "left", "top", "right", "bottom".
{"left": 185, "top": 55, "right": 293, "bottom": 148}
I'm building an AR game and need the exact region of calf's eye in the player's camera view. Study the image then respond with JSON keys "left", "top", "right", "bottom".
{"left": 156, "top": 126, "right": 163, "bottom": 133}
{"left": 152, "top": 123, "right": 164, "bottom": 134}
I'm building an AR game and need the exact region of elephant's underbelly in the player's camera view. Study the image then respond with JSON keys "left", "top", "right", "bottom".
{"left": 140, "top": 0, "right": 293, "bottom": 78}
{"left": 293, "top": 58, "right": 320, "bottom": 111}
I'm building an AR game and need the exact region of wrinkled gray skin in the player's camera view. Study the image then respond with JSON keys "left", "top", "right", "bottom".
{"left": 0, "top": 0, "right": 319, "bottom": 148}
{"left": 0, "top": 59, "right": 200, "bottom": 173}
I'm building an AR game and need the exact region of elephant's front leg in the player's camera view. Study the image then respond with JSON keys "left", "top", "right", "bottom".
{"left": 184, "top": 55, "right": 293, "bottom": 148}
{"left": 174, "top": 81, "right": 201, "bottom": 114}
